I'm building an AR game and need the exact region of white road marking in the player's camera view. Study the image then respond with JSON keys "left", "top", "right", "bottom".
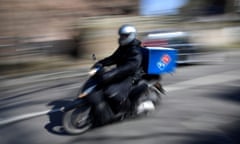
{"left": 0, "top": 109, "right": 60, "bottom": 126}
{"left": 0, "top": 110, "right": 51, "bottom": 126}
{"left": 0, "top": 69, "right": 240, "bottom": 126}
{"left": 165, "top": 69, "right": 240, "bottom": 92}
{"left": 0, "top": 72, "right": 88, "bottom": 88}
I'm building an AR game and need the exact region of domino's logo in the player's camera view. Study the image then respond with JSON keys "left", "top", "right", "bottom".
{"left": 157, "top": 54, "right": 171, "bottom": 70}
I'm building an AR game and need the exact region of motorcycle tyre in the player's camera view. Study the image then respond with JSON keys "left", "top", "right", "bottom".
{"left": 63, "top": 106, "right": 93, "bottom": 134}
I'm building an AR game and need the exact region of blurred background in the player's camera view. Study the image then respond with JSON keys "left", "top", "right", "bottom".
{"left": 0, "top": 0, "right": 240, "bottom": 75}
{"left": 0, "top": 2, "right": 240, "bottom": 143}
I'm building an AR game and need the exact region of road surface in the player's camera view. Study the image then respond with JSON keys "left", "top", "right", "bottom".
{"left": 0, "top": 50, "right": 240, "bottom": 144}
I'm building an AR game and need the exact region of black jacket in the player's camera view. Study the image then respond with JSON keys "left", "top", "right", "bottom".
{"left": 96, "top": 39, "right": 143, "bottom": 84}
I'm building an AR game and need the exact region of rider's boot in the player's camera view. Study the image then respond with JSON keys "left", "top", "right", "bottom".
{"left": 94, "top": 102, "right": 114, "bottom": 125}
{"left": 113, "top": 97, "right": 137, "bottom": 121}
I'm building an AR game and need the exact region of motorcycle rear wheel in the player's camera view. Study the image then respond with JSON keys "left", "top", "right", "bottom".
{"left": 63, "top": 106, "right": 93, "bottom": 134}
{"left": 134, "top": 85, "right": 162, "bottom": 115}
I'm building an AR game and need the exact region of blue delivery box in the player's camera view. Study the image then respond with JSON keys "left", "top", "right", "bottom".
{"left": 141, "top": 47, "right": 177, "bottom": 75}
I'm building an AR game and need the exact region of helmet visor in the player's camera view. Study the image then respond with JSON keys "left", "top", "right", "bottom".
{"left": 119, "top": 34, "right": 130, "bottom": 40}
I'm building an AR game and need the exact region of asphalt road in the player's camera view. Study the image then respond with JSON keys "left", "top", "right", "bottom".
{"left": 0, "top": 50, "right": 240, "bottom": 144}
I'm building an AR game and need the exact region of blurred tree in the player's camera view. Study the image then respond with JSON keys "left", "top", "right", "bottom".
{"left": 180, "top": 0, "right": 236, "bottom": 17}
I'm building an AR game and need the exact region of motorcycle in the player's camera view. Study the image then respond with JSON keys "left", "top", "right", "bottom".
{"left": 61, "top": 62, "right": 164, "bottom": 135}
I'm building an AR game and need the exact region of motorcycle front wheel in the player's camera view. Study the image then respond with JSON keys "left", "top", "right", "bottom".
{"left": 63, "top": 106, "right": 93, "bottom": 134}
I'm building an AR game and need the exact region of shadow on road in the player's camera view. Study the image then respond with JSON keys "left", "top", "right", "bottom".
{"left": 183, "top": 120, "right": 240, "bottom": 144}
{"left": 44, "top": 99, "right": 72, "bottom": 135}
{"left": 185, "top": 84, "right": 240, "bottom": 144}
{"left": 205, "top": 83, "right": 240, "bottom": 103}
{"left": 68, "top": 120, "right": 240, "bottom": 144}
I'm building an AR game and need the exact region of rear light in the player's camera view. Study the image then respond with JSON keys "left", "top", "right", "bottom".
{"left": 142, "top": 40, "right": 168, "bottom": 47}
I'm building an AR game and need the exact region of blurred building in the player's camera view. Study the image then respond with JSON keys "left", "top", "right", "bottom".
{"left": 0, "top": 0, "right": 139, "bottom": 58}
{"left": 0, "top": 0, "right": 239, "bottom": 59}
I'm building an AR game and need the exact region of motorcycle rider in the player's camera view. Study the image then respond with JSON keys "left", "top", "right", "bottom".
{"left": 86, "top": 24, "right": 143, "bottom": 125}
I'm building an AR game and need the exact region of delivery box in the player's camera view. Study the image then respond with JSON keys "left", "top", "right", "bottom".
{"left": 141, "top": 47, "right": 177, "bottom": 75}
